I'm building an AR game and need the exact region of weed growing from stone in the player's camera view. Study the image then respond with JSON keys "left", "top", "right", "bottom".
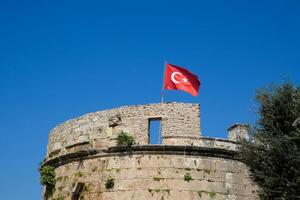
{"left": 40, "top": 165, "right": 56, "bottom": 198}
{"left": 56, "top": 196, "right": 65, "bottom": 200}
{"left": 153, "top": 176, "right": 163, "bottom": 181}
{"left": 197, "top": 191, "right": 202, "bottom": 197}
{"left": 75, "top": 171, "right": 84, "bottom": 177}
{"left": 116, "top": 132, "right": 135, "bottom": 148}
{"left": 209, "top": 191, "right": 216, "bottom": 198}
{"left": 40, "top": 165, "right": 56, "bottom": 190}
{"left": 184, "top": 172, "right": 193, "bottom": 182}
{"left": 105, "top": 177, "right": 115, "bottom": 189}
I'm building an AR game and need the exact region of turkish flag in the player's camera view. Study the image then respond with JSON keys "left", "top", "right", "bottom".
{"left": 164, "top": 63, "right": 200, "bottom": 96}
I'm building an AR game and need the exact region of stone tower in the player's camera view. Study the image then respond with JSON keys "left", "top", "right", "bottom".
{"left": 42, "top": 102, "right": 257, "bottom": 200}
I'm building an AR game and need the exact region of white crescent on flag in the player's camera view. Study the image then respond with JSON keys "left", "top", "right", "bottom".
{"left": 171, "top": 72, "right": 182, "bottom": 84}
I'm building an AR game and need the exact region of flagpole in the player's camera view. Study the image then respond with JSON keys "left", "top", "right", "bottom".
{"left": 161, "top": 61, "right": 167, "bottom": 103}
{"left": 159, "top": 61, "right": 167, "bottom": 144}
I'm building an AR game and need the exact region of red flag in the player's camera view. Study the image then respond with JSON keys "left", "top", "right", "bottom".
{"left": 164, "top": 63, "right": 200, "bottom": 96}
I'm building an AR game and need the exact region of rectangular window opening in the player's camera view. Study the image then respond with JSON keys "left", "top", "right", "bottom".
{"left": 148, "top": 118, "right": 162, "bottom": 144}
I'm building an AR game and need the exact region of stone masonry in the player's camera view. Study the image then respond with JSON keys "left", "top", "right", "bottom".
{"left": 42, "top": 102, "right": 258, "bottom": 200}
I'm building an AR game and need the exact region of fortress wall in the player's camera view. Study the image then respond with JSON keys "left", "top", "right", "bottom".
{"left": 47, "top": 103, "right": 201, "bottom": 159}
{"left": 43, "top": 102, "right": 258, "bottom": 200}
{"left": 50, "top": 153, "right": 257, "bottom": 200}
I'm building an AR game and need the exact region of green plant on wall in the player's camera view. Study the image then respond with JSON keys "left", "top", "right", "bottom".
{"left": 197, "top": 191, "right": 202, "bottom": 198}
{"left": 153, "top": 176, "right": 163, "bottom": 181}
{"left": 40, "top": 165, "right": 56, "bottom": 197}
{"left": 209, "top": 191, "right": 216, "bottom": 198}
{"left": 55, "top": 195, "right": 65, "bottom": 200}
{"left": 116, "top": 132, "right": 135, "bottom": 148}
{"left": 184, "top": 172, "right": 193, "bottom": 182}
{"left": 40, "top": 165, "right": 56, "bottom": 188}
{"left": 75, "top": 171, "right": 84, "bottom": 177}
{"left": 105, "top": 177, "right": 115, "bottom": 189}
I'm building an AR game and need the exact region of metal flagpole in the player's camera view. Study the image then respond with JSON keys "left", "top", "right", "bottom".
{"left": 158, "top": 61, "right": 167, "bottom": 143}
{"left": 161, "top": 61, "right": 167, "bottom": 103}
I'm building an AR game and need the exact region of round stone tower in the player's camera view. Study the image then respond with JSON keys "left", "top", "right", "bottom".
{"left": 42, "top": 102, "right": 257, "bottom": 200}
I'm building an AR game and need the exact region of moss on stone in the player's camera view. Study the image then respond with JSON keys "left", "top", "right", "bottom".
{"left": 209, "top": 191, "right": 216, "bottom": 198}
{"left": 75, "top": 171, "right": 84, "bottom": 177}
{"left": 153, "top": 176, "right": 163, "bottom": 181}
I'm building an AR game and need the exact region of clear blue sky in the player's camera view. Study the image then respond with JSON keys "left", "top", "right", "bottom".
{"left": 0, "top": 0, "right": 300, "bottom": 199}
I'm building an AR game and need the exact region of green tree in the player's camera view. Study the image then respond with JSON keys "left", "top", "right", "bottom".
{"left": 238, "top": 83, "right": 300, "bottom": 199}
